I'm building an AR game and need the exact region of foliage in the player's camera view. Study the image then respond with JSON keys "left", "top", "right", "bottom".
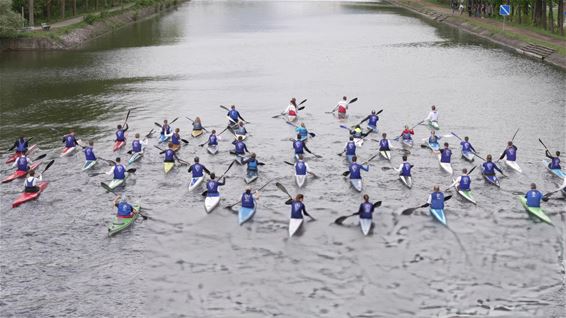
{"left": 0, "top": 0, "right": 25, "bottom": 37}
{"left": 84, "top": 13, "right": 97, "bottom": 24}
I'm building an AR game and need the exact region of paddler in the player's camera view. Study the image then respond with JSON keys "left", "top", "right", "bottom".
{"left": 131, "top": 133, "right": 145, "bottom": 154}
{"left": 292, "top": 134, "right": 313, "bottom": 159}
{"left": 115, "top": 124, "right": 129, "bottom": 143}
{"left": 192, "top": 117, "right": 204, "bottom": 131}
{"left": 482, "top": 154, "right": 504, "bottom": 176}
{"left": 62, "top": 130, "right": 79, "bottom": 148}
{"left": 295, "top": 122, "right": 309, "bottom": 141}
{"left": 397, "top": 155, "right": 413, "bottom": 177}
{"left": 83, "top": 141, "right": 97, "bottom": 162}
{"left": 227, "top": 105, "right": 245, "bottom": 125}
{"left": 108, "top": 157, "right": 126, "bottom": 180}
{"left": 439, "top": 143, "right": 452, "bottom": 163}
{"left": 349, "top": 156, "right": 369, "bottom": 180}
{"left": 163, "top": 143, "right": 176, "bottom": 163}
{"left": 424, "top": 105, "right": 439, "bottom": 126}
{"left": 188, "top": 157, "right": 211, "bottom": 179}
{"left": 113, "top": 194, "right": 134, "bottom": 218}
{"left": 171, "top": 128, "right": 182, "bottom": 151}
{"left": 500, "top": 141, "right": 518, "bottom": 162}
{"left": 378, "top": 133, "right": 391, "bottom": 151}
{"left": 360, "top": 110, "right": 379, "bottom": 132}
{"left": 234, "top": 122, "right": 248, "bottom": 136}
{"left": 350, "top": 125, "right": 368, "bottom": 138}
{"left": 295, "top": 155, "right": 310, "bottom": 176}
{"left": 453, "top": 168, "right": 472, "bottom": 191}
{"left": 160, "top": 119, "right": 172, "bottom": 139}
{"left": 400, "top": 125, "right": 414, "bottom": 141}
{"left": 427, "top": 185, "right": 444, "bottom": 210}
{"left": 336, "top": 96, "right": 349, "bottom": 117}
{"left": 358, "top": 194, "right": 375, "bottom": 221}
{"left": 344, "top": 136, "right": 357, "bottom": 163}
{"left": 12, "top": 136, "right": 29, "bottom": 154}
{"left": 282, "top": 98, "right": 298, "bottom": 117}
{"left": 545, "top": 150, "right": 561, "bottom": 169}
{"left": 285, "top": 193, "right": 308, "bottom": 219}
{"left": 524, "top": 183, "right": 543, "bottom": 208}
{"left": 207, "top": 129, "right": 219, "bottom": 147}
{"left": 242, "top": 153, "right": 260, "bottom": 178}
{"left": 13, "top": 154, "right": 31, "bottom": 172}
{"left": 206, "top": 173, "right": 226, "bottom": 197}
{"left": 460, "top": 136, "right": 477, "bottom": 154}
{"left": 428, "top": 130, "right": 441, "bottom": 146}
{"left": 232, "top": 136, "right": 249, "bottom": 155}
{"left": 23, "top": 170, "right": 42, "bottom": 193}
{"left": 241, "top": 187, "right": 259, "bottom": 209}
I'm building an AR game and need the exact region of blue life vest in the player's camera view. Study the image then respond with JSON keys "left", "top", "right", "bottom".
{"left": 114, "top": 164, "right": 126, "bottom": 179}
{"left": 16, "top": 157, "right": 28, "bottom": 171}
{"left": 401, "top": 162, "right": 412, "bottom": 176}
{"left": 440, "top": 148, "right": 452, "bottom": 163}
{"left": 430, "top": 192, "right": 444, "bottom": 209}
{"left": 505, "top": 147, "right": 517, "bottom": 161}
{"left": 171, "top": 133, "right": 180, "bottom": 145}
{"left": 132, "top": 140, "right": 142, "bottom": 153}
{"left": 117, "top": 202, "right": 133, "bottom": 217}
{"left": 525, "top": 190, "right": 542, "bottom": 207}
{"left": 25, "top": 177, "right": 35, "bottom": 188}
{"left": 206, "top": 180, "right": 220, "bottom": 196}
{"left": 241, "top": 192, "right": 255, "bottom": 208}
{"left": 549, "top": 157, "right": 561, "bottom": 169}
{"left": 293, "top": 140, "right": 304, "bottom": 154}
{"left": 191, "top": 163, "right": 205, "bottom": 177}
{"left": 295, "top": 161, "right": 307, "bottom": 175}
{"left": 193, "top": 122, "right": 203, "bottom": 130}
{"left": 379, "top": 139, "right": 390, "bottom": 151}
{"left": 459, "top": 175, "right": 471, "bottom": 190}
{"left": 349, "top": 163, "right": 368, "bottom": 179}
{"left": 296, "top": 127, "right": 308, "bottom": 139}
{"left": 359, "top": 202, "right": 373, "bottom": 219}
{"left": 208, "top": 135, "right": 218, "bottom": 146}
{"left": 368, "top": 115, "right": 379, "bottom": 127}
{"left": 15, "top": 139, "right": 28, "bottom": 152}
{"left": 247, "top": 159, "right": 258, "bottom": 171}
{"left": 228, "top": 110, "right": 239, "bottom": 122}
{"left": 164, "top": 149, "right": 175, "bottom": 162}
{"left": 161, "top": 125, "right": 171, "bottom": 135}
{"left": 115, "top": 130, "right": 126, "bottom": 142}
{"left": 402, "top": 132, "right": 412, "bottom": 140}
{"left": 346, "top": 141, "right": 356, "bottom": 155}
{"left": 234, "top": 141, "right": 247, "bottom": 155}
{"left": 460, "top": 141, "right": 472, "bottom": 151}
{"left": 64, "top": 135, "right": 76, "bottom": 148}
{"left": 84, "top": 147, "right": 96, "bottom": 161}
{"left": 291, "top": 201, "right": 305, "bottom": 219}
{"left": 482, "top": 161, "right": 496, "bottom": 175}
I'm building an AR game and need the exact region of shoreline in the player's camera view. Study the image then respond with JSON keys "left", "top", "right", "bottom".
{"left": 0, "top": 0, "right": 188, "bottom": 51}
{"left": 388, "top": 0, "right": 566, "bottom": 70}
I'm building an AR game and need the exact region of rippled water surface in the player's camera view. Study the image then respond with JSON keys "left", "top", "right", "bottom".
{"left": 1, "top": 1, "right": 565, "bottom": 317}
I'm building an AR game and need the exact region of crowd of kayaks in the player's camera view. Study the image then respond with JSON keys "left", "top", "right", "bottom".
{"left": 2, "top": 102, "right": 565, "bottom": 237}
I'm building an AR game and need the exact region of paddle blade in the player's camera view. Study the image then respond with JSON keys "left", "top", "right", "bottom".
{"left": 444, "top": 195, "right": 452, "bottom": 202}
{"left": 33, "top": 154, "right": 47, "bottom": 161}
{"left": 201, "top": 190, "right": 208, "bottom": 197}
{"left": 339, "top": 125, "right": 350, "bottom": 130}
{"left": 181, "top": 139, "right": 190, "bottom": 144}
{"left": 154, "top": 122, "right": 162, "bottom": 128}
{"left": 309, "top": 132, "right": 316, "bottom": 137}
{"left": 185, "top": 117, "right": 194, "bottom": 123}
{"left": 41, "top": 160, "right": 55, "bottom": 173}
{"left": 126, "top": 168, "right": 137, "bottom": 174}
{"left": 275, "top": 182, "right": 291, "bottom": 197}
{"left": 373, "top": 201, "right": 382, "bottom": 208}
{"left": 283, "top": 161, "right": 294, "bottom": 166}
{"left": 342, "top": 171, "right": 350, "bottom": 176}
{"left": 299, "top": 99, "right": 307, "bottom": 105}
{"left": 334, "top": 215, "right": 349, "bottom": 225}
{"left": 284, "top": 198, "right": 292, "bottom": 205}
{"left": 348, "top": 97, "right": 358, "bottom": 104}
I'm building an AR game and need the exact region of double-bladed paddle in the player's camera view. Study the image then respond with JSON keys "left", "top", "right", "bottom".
{"left": 122, "top": 110, "right": 131, "bottom": 127}
{"left": 224, "top": 178, "right": 276, "bottom": 210}
{"left": 272, "top": 99, "right": 308, "bottom": 118}
{"left": 325, "top": 97, "right": 358, "bottom": 114}
{"left": 154, "top": 117, "right": 179, "bottom": 128}
{"left": 393, "top": 121, "right": 424, "bottom": 141}
{"left": 353, "top": 109, "right": 384, "bottom": 127}
{"left": 334, "top": 201, "right": 382, "bottom": 225}
{"left": 275, "top": 182, "right": 315, "bottom": 220}
{"left": 401, "top": 195, "right": 452, "bottom": 215}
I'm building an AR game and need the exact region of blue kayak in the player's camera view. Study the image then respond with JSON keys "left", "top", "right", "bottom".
{"left": 159, "top": 134, "right": 170, "bottom": 143}
{"left": 239, "top": 202, "right": 256, "bottom": 225}
{"left": 543, "top": 159, "right": 566, "bottom": 179}
{"left": 430, "top": 208, "right": 447, "bottom": 225}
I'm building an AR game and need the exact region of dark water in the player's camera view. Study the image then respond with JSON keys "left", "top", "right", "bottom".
{"left": 1, "top": 1, "right": 565, "bottom": 317}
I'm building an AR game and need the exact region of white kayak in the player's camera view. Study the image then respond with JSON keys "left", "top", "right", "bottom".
{"left": 399, "top": 175, "right": 412, "bottom": 188}
{"left": 204, "top": 195, "right": 220, "bottom": 213}
{"left": 82, "top": 160, "right": 97, "bottom": 171}
{"left": 350, "top": 178, "right": 363, "bottom": 192}
{"left": 360, "top": 218, "right": 372, "bottom": 236}
{"left": 379, "top": 150, "right": 391, "bottom": 161}
{"left": 239, "top": 203, "right": 256, "bottom": 225}
{"left": 401, "top": 139, "right": 413, "bottom": 150}
{"left": 128, "top": 152, "right": 143, "bottom": 165}
{"left": 244, "top": 171, "right": 258, "bottom": 184}
{"left": 438, "top": 156, "right": 453, "bottom": 174}
{"left": 295, "top": 174, "right": 307, "bottom": 188}
{"left": 188, "top": 176, "right": 204, "bottom": 192}
{"left": 288, "top": 218, "right": 303, "bottom": 237}
{"left": 354, "top": 138, "right": 364, "bottom": 147}
{"left": 461, "top": 151, "right": 475, "bottom": 162}
{"left": 288, "top": 115, "right": 297, "bottom": 122}
{"left": 504, "top": 160, "right": 522, "bottom": 173}
{"left": 207, "top": 144, "right": 218, "bottom": 155}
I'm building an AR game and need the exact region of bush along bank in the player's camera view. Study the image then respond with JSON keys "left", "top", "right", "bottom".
{"left": 0, "top": 0, "right": 187, "bottom": 50}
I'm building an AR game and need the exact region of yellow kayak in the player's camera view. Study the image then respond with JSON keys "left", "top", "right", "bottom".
{"left": 192, "top": 129, "right": 204, "bottom": 138}
{"left": 164, "top": 162, "right": 175, "bottom": 173}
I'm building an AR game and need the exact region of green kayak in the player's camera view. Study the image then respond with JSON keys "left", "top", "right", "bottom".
{"left": 518, "top": 196, "right": 552, "bottom": 224}
{"left": 108, "top": 205, "right": 141, "bottom": 237}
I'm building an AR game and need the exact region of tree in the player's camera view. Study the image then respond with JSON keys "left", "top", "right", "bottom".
{"left": 559, "top": 0, "right": 564, "bottom": 35}
{"left": 0, "top": 0, "right": 25, "bottom": 37}
{"left": 28, "top": 0, "right": 32, "bottom": 26}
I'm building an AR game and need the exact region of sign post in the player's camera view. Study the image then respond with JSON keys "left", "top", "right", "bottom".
{"left": 499, "top": 5, "right": 511, "bottom": 31}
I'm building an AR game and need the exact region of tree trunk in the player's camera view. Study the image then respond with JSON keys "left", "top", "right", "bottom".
{"left": 95, "top": 0, "right": 98, "bottom": 10}
{"left": 46, "top": 0, "right": 51, "bottom": 21}
{"left": 72, "top": 0, "right": 76, "bottom": 15}
{"left": 534, "top": 0, "right": 542, "bottom": 26}
{"left": 518, "top": 4, "right": 522, "bottom": 24}
{"left": 541, "top": 0, "right": 547, "bottom": 29}
{"left": 548, "top": 0, "right": 554, "bottom": 32}
{"left": 28, "top": 0, "right": 34, "bottom": 26}
{"left": 559, "top": 0, "right": 564, "bottom": 35}
{"left": 60, "top": 0, "right": 65, "bottom": 19}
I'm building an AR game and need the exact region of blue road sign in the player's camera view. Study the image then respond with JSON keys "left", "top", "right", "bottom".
{"left": 499, "top": 5, "right": 511, "bottom": 16}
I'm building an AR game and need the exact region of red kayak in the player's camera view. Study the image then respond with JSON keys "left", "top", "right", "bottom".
{"left": 5, "top": 144, "right": 38, "bottom": 164}
{"left": 1, "top": 161, "right": 42, "bottom": 184}
{"left": 113, "top": 140, "right": 126, "bottom": 152}
{"left": 12, "top": 182, "right": 49, "bottom": 208}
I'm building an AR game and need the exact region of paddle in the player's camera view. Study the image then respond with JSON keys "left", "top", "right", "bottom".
{"left": 122, "top": 109, "right": 131, "bottom": 127}
{"left": 334, "top": 201, "right": 382, "bottom": 225}
{"left": 275, "top": 182, "right": 315, "bottom": 220}
{"left": 224, "top": 178, "right": 276, "bottom": 210}
{"left": 38, "top": 159, "right": 55, "bottom": 175}
{"left": 217, "top": 126, "right": 230, "bottom": 137}
{"left": 33, "top": 154, "right": 47, "bottom": 161}
{"left": 538, "top": 138, "right": 552, "bottom": 155}
{"left": 394, "top": 121, "right": 424, "bottom": 141}
{"left": 283, "top": 161, "right": 319, "bottom": 177}
{"left": 186, "top": 117, "right": 209, "bottom": 132}
{"left": 154, "top": 117, "right": 179, "bottom": 128}
{"left": 272, "top": 99, "right": 308, "bottom": 118}
{"left": 284, "top": 120, "right": 316, "bottom": 138}
{"left": 325, "top": 97, "right": 358, "bottom": 114}
{"left": 145, "top": 128, "right": 155, "bottom": 138}
{"left": 401, "top": 195, "right": 452, "bottom": 215}
{"left": 354, "top": 109, "right": 383, "bottom": 127}
{"left": 341, "top": 153, "right": 379, "bottom": 176}
{"left": 8, "top": 137, "right": 33, "bottom": 152}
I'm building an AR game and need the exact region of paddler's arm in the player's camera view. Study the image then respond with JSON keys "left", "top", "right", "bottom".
{"left": 203, "top": 167, "right": 211, "bottom": 175}
{"left": 545, "top": 150, "right": 552, "bottom": 159}
{"left": 106, "top": 166, "right": 115, "bottom": 175}
{"left": 123, "top": 124, "right": 129, "bottom": 132}
{"left": 427, "top": 195, "right": 432, "bottom": 205}
{"left": 113, "top": 195, "right": 120, "bottom": 206}
{"left": 303, "top": 144, "right": 313, "bottom": 154}
{"left": 219, "top": 178, "right": 226, "bottom": 186}
{"left": 187, "top": 166, "right": 193, "bottom": 173}
{"left": 361, "top": 163, "right": 369, "bottom": 171}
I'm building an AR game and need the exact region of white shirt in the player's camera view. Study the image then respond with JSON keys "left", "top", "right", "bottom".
{"left": 425, "top": 111, "right": 439, "bottom": 122}
{"left": 337, "top": 100, "right": 348, "bottom": 108}
{"left": 12, "top": 156, "right": 31, "bottom": 168}
{"left": 284, "top": 104, "right": 297, "bottom": 115}
{"left": 24, "top": 175, "right": 41, "bottom": 187}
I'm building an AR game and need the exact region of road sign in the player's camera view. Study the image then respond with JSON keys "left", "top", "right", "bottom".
{"left": 499, "top": 5, "right": 511, "bottom": 16}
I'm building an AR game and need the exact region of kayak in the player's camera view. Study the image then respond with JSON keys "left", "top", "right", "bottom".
{"left": 60, "top": 146, "right": 76, "bottom": 157}
{"left": 207, "top": 144, "right": 218, "bottom": 155}
{"left": 367, "top": 125, "right": 378, "bottom": 134}
{"left": 164, "top": 162, "right": 175, "bottom": 173}
{"left": 238, "top": 201, "right": 256, "bottom": 225}
{"left": 295, "top": 174, "right": 306, "bottom": 188}
{"left": 427, "top": 121, "right": 440, "bottom": 130}
{"left": 171, "top": 144, "right": 181, "bottom": 152}
{"left": 82, "top": 160, "right": 97, "bottom": 171}
{"left": 461, "top": 150, "right": 475, "bottom": 162}
{"left": 399, "top": 175, "right": 412, "bottom": 189}
{"left": 350, "top": 178, "right": 363, "bottom": 192}
{"left": 159, "top": 134, "right": 171, "bottom": 143}
{"left": 288, "top": 115, "right": 297, "bottom": 122}
{"left": 518, "top": 196, "right": 552, "bottom": 224}
{"left": 192, "top": 129, "right": 204, "bottom": 138}
{"left": 234, "top": 155, "right": 246, "bottom": 165}
{"left": 542, "top": 159, "right": 565, "bottom": 179}
{"left": 401, "top": 139, "right": 413, "bottom": 150}
{"left": 504, "top": 160, "right": 522, "bottom": 173}
{"left": 113, "top": 140, "right": 126, "bottom": 152}
{"left": 11, "top": 182, "right": 49, "bottom": 208}
{"left": 360, "top": 218, "right": 372, "bottom": 236}
{"left": 354, "top": 138, "right": 364, "bottom": 147}
{"left": 336, "top": 113, "right": 348, "bottom": 121}
{"left": 5, "top": 144, "right": 38, "bottom": 164}
{"left": 562, "top": 188, "right": 566, "bottom": 198}
{"left": 234, "top": 134, "right": 247, "bottom": 141}
{"left": 108, "top": 205, "right": 141, "bottom": 237}
{"left": 288, "top": 218, "right": 303, "bottom": 237}
{"left": 346, "top": 155, "right": 354, "bottom": 164}
{"left": 188, "top": 176, "right": 204, "bottom": 192}
{"left": 244, "top": 170, "right": 258, "bottom": 184}
{"left": 204, "top": 195, "right": 220, "bottom": 213}
{"left": 483, "top": 173, "right": 500, "bottom": 187}
{"left": 128, "top": 152, "right": 143, "bottom": 165}
{"left": 1, "top": 161, "right": 42, "bottom": 184}
{"left": 430, "top": 208, "right": 447, "bottom": 225}
{"left": 438, "top": 157, "right": 453, "bottom": 174}
{"left": 379, "top": 150, "right": 391, "bottom": 161}
{"left": 226, "top": 116, "right": 239, "bottom": 129}
{"left": 453, "top": 179, "right": 477, "bottom": 204}
{"left": 102, "top": 178, "right": 125, "bottom": 191}
{"left": 425, "top": 141, "right": 440, "bottom": 152}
